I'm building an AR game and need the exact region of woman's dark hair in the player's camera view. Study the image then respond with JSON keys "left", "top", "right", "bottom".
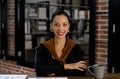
{"left": 51, "top": 10, "right": 71, "bottom": 23}
{"left": 50, "top": 10, "right": 71, "bottom": 38}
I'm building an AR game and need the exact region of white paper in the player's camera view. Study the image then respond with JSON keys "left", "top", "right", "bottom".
{"left": 0, "top": 75, "right": 27, "bottom": 79}
{"left": 28, "top": 77, "right": 68, "bottom": 79}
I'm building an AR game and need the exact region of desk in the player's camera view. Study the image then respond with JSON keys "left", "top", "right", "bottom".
{"left": 28, "top": 73, "right": 120, "bottom": 79}
{"left": 0, "top": 72, "right": 120, "bottom": 79}
{"left": 68, "top": 73, "right": 120, "bottom": 79}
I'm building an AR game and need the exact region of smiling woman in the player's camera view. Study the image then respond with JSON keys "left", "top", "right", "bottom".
{"left": 8, "top": 0, "right": 95, "bottom": 75}
{"left": 35, "top": 10, "right": 87, "bottom": 76}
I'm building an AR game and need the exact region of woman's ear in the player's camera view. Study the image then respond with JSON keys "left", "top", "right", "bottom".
{"left": 50, "top": 22, "right": 52, "bottom": 26}
{"left": 50, "top": 23, "right": 53, "bottom": 32}
{"left": 68, "top": 23, "right": 70, "bottom": 29}
{"left": 68, "top": 23, "right": 70, "bottom": 33}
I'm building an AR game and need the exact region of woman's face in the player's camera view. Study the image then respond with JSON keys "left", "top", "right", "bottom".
{"left": 51, "top": 14, "right": 70, "bottom": 39}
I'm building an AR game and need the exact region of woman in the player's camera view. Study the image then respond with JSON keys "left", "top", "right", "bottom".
{"left": 35, "top": 10, "right": 87, "bottom": 76}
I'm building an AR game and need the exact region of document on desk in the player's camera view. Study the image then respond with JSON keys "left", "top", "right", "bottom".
{"left": 0, "top": 74, "right": 27, "bottom": 79}
{"left": 28, "top": 77, "right": 68, "bottom": 79}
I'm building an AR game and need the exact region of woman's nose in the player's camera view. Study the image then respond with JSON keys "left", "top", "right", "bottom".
{"left": 58, "top": 25, "right": 63, "bottom": 30}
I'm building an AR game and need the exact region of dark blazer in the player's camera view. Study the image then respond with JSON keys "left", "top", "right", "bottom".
{"left": 35, "top": 43, "right": 86, "bottom": 76}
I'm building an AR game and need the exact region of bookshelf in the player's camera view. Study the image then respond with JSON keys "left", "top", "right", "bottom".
{"left": 24, "top": 0, "right": 90, "bottom": 67}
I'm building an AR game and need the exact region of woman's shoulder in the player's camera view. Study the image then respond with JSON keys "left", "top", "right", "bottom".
{"left": 71, "top": 41, "right": 82, "bottom": 51}
{"left": 73, "top": 43, "right": 81, "bottom": 49}
{"left": 39, "top": 38, "right": 52, "bottom": 46}
{"left": 38, "top": 43, "right": 46, "bottom": 49}
{"left": 68, "top": 38, "right": 80, "bottom": 46}
{"left": 74, "top": 43, "right": 80, "bottom": 47}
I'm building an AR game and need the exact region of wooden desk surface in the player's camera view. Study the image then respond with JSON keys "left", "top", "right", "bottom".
{"left": 1, "top": 71, "right": 120, "bottom": 79}
{"left": 28, "top": 73, "right": 120, "bottom": 79}
{"left": 67, "top": 73, "right": 120, "bottom": 79}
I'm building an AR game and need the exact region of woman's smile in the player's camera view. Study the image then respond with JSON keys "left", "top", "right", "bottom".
{"left": 57, "top": 31, "right": 65, "bottom": 36}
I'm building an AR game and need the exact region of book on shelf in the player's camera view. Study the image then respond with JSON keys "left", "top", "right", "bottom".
{"left": 79, "top": 10, "right": 90, "bottom": 20}
{"left": 28, "top": 7, "right": 38, "bottom": 17}
{"left": 37, "top": 21, "right": 47, "bottom": 31}
{"left": 86, "top": 10, "right": 90, "bottom": 20}
{"left": 79, "top": 10, "right": 85, "bottom": 19}
{"left": 73, "top": 9, "right": 79, "bottom": 19}
{"left": 25, "top": 6, "right": 28, "bottom": 18}
{"left": 25, "top": 21, "right": 31, "bottom": 34}
{"left": 25, "top": 35, "right": 32, "bottom": 49}
{"left": 37, "top": 26, "right": 47, "bottom": 32}
{"left": 25, "top": 41, "right": 32, "bottom": 49}
{"left": 38, "top": 7, "right": 47, "bottom": 19}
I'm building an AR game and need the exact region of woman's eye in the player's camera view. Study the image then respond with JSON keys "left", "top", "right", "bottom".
{"left": 63, "top": 24, "right": 67, "bottom": 27}
{"left": 54, "top": 23, "right": 59, "bottom": 26}
{"left": 53, "top": 23, "right": 68, "bottom": 27}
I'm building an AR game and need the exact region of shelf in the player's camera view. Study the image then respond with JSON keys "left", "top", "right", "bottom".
{"left": 25, "top": 17, "right": 49, "bottom": 21}
{"left": 76, "top": 41, "right": 89, "bottom": 45}
{"left": 71, "top": 19, "right": 89, "bottom": 21}
{"left": 31, "top": 32, "right": 49, "bottom": 35}
{"left": 96, "top": 11, "right": 108, "bottom": 14}
{"left": 26, "top": 3, "right": 89, "bottom": 9}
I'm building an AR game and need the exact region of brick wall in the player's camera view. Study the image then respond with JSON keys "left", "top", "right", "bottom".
{"left": 7, "top": 0, "right": 15, "bottom": 56}
{"left": 3, "top": 0, "right": 36, "bottom": 74}
{"left": 95, "top": 0, "right": 108, "bottom": 72}
{"left": 0, "top": 59, "right": 35, "bottom": 74}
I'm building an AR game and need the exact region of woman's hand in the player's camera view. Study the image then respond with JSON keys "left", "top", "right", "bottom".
{"left": 64, "top": 61, "right": 87, "bottom": 71}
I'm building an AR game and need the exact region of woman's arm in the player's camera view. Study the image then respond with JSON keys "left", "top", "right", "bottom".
{"left": 64, "top": 44, "right": 87, "bottom": 72}
{"left": 35, "top": 44, "right": 87, "bottom": 76}
{"left": 35, "top": 44, "right": 65, "bottom": 76}
{"left": 64, "top": 61, "right": 87, "bottom": 71}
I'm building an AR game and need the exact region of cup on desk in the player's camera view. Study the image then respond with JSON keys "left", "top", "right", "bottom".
{"left": 88, "top": 64, "right": 105, "bottom": 79}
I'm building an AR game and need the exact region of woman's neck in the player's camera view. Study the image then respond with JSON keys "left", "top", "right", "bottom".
{"left": 54, "top": 37, "right": 66, "bottom": 46}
